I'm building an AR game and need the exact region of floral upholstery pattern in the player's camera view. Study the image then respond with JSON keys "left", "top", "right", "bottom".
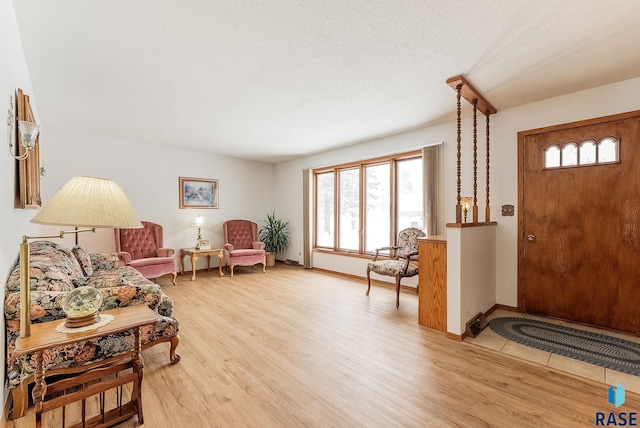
{"left": 72, "top": 245, "right": 93, "bottom": 277}
{"left": 395, "top": 227, "right": 425, "bottom": 260}
{"left": 366, "top": 227, "right": 426, "bottom": 307}
{"left": 4, "top": 240, "right": 180, "bottom": 418}
{"left": 367, "top": 260, "right": 419, "bottom": 277}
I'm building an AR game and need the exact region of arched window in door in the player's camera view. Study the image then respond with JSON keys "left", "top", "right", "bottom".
{"left": 562, "top": 143, "right": 578, "bottom": 166}
{"left": 579, "top": 140, "right": 596, "bottom": 165}
{"left": 544, "top": 137, "right": 618, "bottom": 169}
{"left": 544, "top": 145, "right": 561, "bottom": 168}
{"left": 599, "top": 137, "right": 618, "bottom": 163}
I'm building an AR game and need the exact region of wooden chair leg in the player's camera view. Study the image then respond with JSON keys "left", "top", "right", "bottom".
{"left": 395, "top": 275, "right": 401, "bottom": 308}
{"left": 171, "top": 272, "right": 177, "bottom": 286}
{"left": 170, "top": 335, "right": 181, "bottom": 364}
{"left": 366, "top": 268, "right": 372, "bottom": 296}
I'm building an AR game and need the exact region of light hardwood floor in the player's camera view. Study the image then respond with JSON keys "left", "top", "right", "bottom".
{"left": 9, "top": 263, "right": 640, "bottom": 427}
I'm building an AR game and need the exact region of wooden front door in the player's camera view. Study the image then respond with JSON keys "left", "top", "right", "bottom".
{"left": 519, "top": 110, "right": 640, "bottom": 333}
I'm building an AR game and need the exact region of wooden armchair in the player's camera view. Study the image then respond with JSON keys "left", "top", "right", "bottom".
{"left": 366, "top": 227, "right": 426, "bottom": 307}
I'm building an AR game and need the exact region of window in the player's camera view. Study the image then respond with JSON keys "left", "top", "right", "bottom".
{"left": 599, "top": 138, "right": 618, "bottom": 163}
{"left": 338, "top": 168, "right": 359, "bottom": 251}
{"left": 365, "top": 163, "right": 390, "bottom": 252}
{"left": 562, "top": 143, "right": 578, "bottom": 166}
{"left": 314, "top": 151, "right": 423, "bottom": 254}
{"left": 397, "top": 158, "right": 424, "bottom": 230}
{"left": 579, "top": 140, "right": 596, "bottom": 165}
{"left": 544, "top": 137, "right": 619, "bottom": 169}
{"left": 544, "top": 145, "right": 561, "bottom": 168}
{"left": 315, "top": 172, "right": 334, "bottom": 248}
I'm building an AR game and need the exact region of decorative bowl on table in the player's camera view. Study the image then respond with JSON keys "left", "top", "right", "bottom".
{"left": 62, "top": 286, "right": 103, "bottom": 328}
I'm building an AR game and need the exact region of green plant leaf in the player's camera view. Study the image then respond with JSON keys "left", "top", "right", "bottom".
{"left": 258, "top": 211, "right": 292, "bottom": 254}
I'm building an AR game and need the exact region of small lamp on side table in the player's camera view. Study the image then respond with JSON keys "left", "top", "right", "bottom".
{"left": 189, "top": 215, "right": 206, "bottom": 249}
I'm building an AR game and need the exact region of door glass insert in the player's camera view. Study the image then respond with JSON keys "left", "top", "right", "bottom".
{"left": 599, "top": 137, "right": 618, "bottom": 163}
{"left": 544, "top": 145, "right": 561, "bottom": 168}
{"left": 544, "top": 137, "right": 618, "bottom": 169}
{"left": 562, "top": 143, "right": 578, "bottom": 166}
{"left": 579, "top": 140, "right": 596, "bottom": 165}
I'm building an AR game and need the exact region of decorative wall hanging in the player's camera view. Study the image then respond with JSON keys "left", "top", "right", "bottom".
{"left": 179, "top": 177, "right": 219, "bottom": 209}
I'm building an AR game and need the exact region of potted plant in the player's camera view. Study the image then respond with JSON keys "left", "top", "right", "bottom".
{"left": 259, "top": 211, "right": 292, "bottom": 267}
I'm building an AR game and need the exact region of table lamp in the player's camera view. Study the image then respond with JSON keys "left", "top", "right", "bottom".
{"left": 189, "top": 215, "right": 206, "bottom": 249}
{"left": 19, "top": 176, "right": 142, "bottom": 336}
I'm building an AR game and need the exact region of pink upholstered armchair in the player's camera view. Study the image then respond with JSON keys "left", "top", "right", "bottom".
{"left": 114, "top": 221, "right": 177, "bottom": 285}
{"left": 223, "top": 219, "right": 266, "bottom": 277}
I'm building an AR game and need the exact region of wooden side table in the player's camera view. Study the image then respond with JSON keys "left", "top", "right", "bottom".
{"left": 14, "top": 305, "right": 157, "bottom": 428}
{"left": 179, "top": 247, "right": 225, "bottom": 280}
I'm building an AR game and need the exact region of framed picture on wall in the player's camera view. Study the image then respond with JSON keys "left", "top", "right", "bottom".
{"left": 179, "top": 177, "right": 219, "bottom": 209}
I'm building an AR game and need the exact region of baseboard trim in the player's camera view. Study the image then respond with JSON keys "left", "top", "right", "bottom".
{"left": 445, "top": 332, "right": 464, "bottom": 341}
{"left": 484, "top": 304, "right": 519, "bottom": 318}
{"left": 445, "top": 304, "right": 519, "bottom": 342}
{"left": 310, "top": 267, "right": 417, "bottom": 292}
{"left": 494, "top": 304, "right": 518, "bottom": 313}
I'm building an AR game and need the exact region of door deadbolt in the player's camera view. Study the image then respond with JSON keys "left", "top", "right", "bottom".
{"left": 527, "top": 234, "right": 536, "bottom": 241}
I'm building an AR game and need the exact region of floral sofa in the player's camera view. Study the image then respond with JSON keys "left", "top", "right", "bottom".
{"left": 4, "top": 240, "right": 180, "bottom": 419}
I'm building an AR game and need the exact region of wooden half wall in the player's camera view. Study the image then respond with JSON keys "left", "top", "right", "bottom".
{"left": 445, "top": 223, "right": 497, "bottom": 336}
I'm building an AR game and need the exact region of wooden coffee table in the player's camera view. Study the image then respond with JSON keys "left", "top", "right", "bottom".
{"left": 179, "top": 247, "right": 225, "bottom": 280}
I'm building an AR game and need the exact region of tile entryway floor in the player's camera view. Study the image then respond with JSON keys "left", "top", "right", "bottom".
{"left": 464, "top": 309, "right": 640, "bottom": 393}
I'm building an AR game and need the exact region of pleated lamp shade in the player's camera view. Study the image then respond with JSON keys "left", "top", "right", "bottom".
{"left": 31, "top": 176, "right": 142, "bottom": 228}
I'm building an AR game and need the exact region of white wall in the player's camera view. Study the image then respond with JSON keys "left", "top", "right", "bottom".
{"left": 446, "top": 225, "right": 496, "bottom": 336}
{"left": 274, "top": 76, "right": 640, "bottom": 303}
{"left": 1, "top": 0, "right": 40, "bottom": 410}
{"left": 37, "top": 129, "right": 276, "bottom": 271}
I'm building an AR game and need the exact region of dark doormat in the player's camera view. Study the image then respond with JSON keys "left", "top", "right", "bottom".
{"left": 489, "top": 317, "right": 640, "bottom": 376}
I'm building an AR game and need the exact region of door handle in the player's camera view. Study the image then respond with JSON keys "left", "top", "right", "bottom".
{"left": 527, "top": 234, "right": 536, "bottom": 241}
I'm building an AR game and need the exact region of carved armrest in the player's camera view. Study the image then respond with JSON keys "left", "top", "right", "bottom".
{"left": 224, "top": 243, "right": 234, "bottom": 252}
{"left": 372, "top": 245, "right": 397, "bottom": 261}
{"left": 400, "top": 250, "right": 419, "bottom": 273}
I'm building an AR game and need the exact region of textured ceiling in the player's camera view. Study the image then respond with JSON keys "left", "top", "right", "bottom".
{"left": 13, "top": 0, "right": 640, "bottom": 163}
